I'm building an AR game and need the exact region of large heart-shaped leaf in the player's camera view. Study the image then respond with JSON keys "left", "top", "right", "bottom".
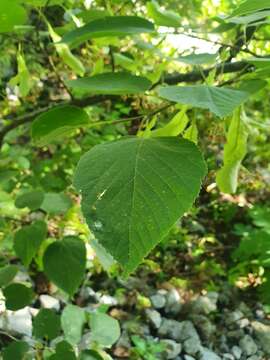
{"left": 32, "top": 105, "right": 89, "bottom": 146}
{"left": 66, "top": 73, "right": 152, "bottom": 96}
{"left": 61, "top": 16, "right": 155, "bottom": 48}
{"left": 43, "top": 236, "right": 86, "bottom": 295}
{"left": 74, "top": 137, "right": 206, "bottom": 274}
{"left": 158, "top": 85, "right": 249, "bottom": 118}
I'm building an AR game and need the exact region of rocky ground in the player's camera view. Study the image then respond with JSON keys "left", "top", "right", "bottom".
{"left": 1, "top": 272, "right": 270, "bottom": 360}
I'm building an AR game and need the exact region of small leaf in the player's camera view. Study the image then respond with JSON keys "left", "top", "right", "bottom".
{"left": 61, "top": 16, "right": 155, "bottom": 48}
{"left": 43, "top": 236, "right": 86, "bottom": 295}
{"left": 66, "top": 72, "right": 152, "bottom": 96}
{"left": 216, "top": 108, "right": 248, "bottom": 193}
{"left": 61, "top": 304, "right": 86, "bottom": 345}
{"left": 74, "top": 137, "right": 206, "bottom": 274}
{"left": 49, "top": 341, "right": 76, "bottom": 360}
{"left": 41, "top": 193, "right": 72, "bottom": 215}
{"left": 15, "top": 189, "right": 44, "bottom": 211}
{"left": 0, "top": 265, "right": 18, "bottom": 287}
{"left": 183, "top": 119, "right": 198, "bottom": 144}
{"left": 3, "top": 283, "right": 34, "bottom": 310}
{"left": 229, "top": 0, "right": 270, "bottom": 17}
{"left": 158, "top": 85, "right": 249, "bottom": 118}
{"left": 150, "top": 107, "right": 189, "bottom": 137}
{"left": 178, "top": 52, "right": 217, "bottom": 65}
{"left": 14, "top": 220, "right": 47, "bottom": 267}
{"left": 33, "top": 308, "right": 61, "bottom": 340}
{"left": 31, "top": 105, "right": 89, "bottom": 146}
{"left": 3, "top": 341, "right": 29, "bottom": 360}
{"left": 90, "top": 313, "right": 120, "bottom": 347}
{"left": 146, "top": 1, "right": 181, "bottom": 27}
{"left": 47, "top": 22, "right": 85, "bottom": 76}
{"left": 0, "top": 2, "right": 27, "bottom": 33}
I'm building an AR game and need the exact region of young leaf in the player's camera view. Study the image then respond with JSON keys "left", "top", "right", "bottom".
{"left": 150, "top": 107, "right": 189, "bottom": 137}
{"left": 146, "top": 1, "right": 181, "bottom": 27}
{"left": 66, "top": 72, "right": 152, "bottom": 96}
{"left": 14, "top": 220, "right": 47, "bottom": 267}
{"left": 183, "top": 119, "right": 198, "bottom": 144}
{"left": 229, "top": 0, "right": 270, "bottom": 18}
{"left": 74, "top": 137, "right": 206, "bottom": 274}
{"left": 61, "top": 304, "right": 86, "bottom": 345}
{"left": 41, "top": 193, "right": 72, "bottom": 215}
{"left": 16, "top": 52, "right": 32, "bottom": 97}
{"left": 47, "top": 21, "right": 85, "bottom": 76}
{"left": 15, "top": 189, "right": 44, "bottom": 211}
{"left": 0, "top": 265, "right": 18, "bottom": 287}
{"left": 158, "top": 85, "right": 249, "bottom": 118}
{"left": 216, "top": 108, "right": 248, "bottom": 193}
{"left": 90, "top": 313, "right": 120, "bottom": 347}
{"left": 2, "top": 341, "right": 29, "bottom": 360}
{"left": 3, "top": 283, "right": 34, "bottom": 310}
{"left": 61, "top": 16, "right": 155, "bottom": 48}
{"left": 33, "top": 309, "right": 61, "bottom": 340}
{"left": 43, "top": 236, "right": 86, "bottom": 295}
{"left": 31, "top": 105, "right": 89, "bottom": 146}
{"left": 0, "top": 2, "right": 27, "bottom": 33}
{"left": 49, "top": 341, "right": 76, "bottom": 360}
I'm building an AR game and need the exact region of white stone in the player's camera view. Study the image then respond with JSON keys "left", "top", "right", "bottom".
{"left": 0, "top": 307, "right": 32, "bottom": 337}
{"left": 40, "top": 294, "right": 60, "bottom": 311}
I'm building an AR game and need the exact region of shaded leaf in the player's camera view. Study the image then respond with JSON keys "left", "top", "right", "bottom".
{"left": 41, "top": 193, "right": 72, "bottom": 215}
{"left": 0, "top": 265, "right": 18, "bottom": 287}
{"left": 74, "top": 137, "right": 206, "bottom": 274}
{"left": 61, "top": 16, "right": 155, "bottom": 48}
{"left": 33, "top": 308, "right": 61, "bottom": 340}
{"left": 79, "top": 350, "right": 104, "bottom": 360}
{"left": 14, "top": 220, "right": 47, "bottom": 267}
{"left": 66, "top": 72, "right": 152, "bottom": 96}
{"left": 178, "top": 52, "right": 217, "bottom": 65}
{"left": 230, "top": 0, "right": 270, "bottom": 17}
{"left": 15, "top": 189, "right": 44, "bottom": 211}
{"left": 158, "top": 85, "right": 249, "bottom": 118}
{"left": 43, "top": 236, "right": 86, "bottom": 295}
{"left": 32, "top": 105, "right": 89, "bottom": 146}
{"left": 3, "top": 341, "right": 29, "bottom": 360}
{"left": 3, "top": 283, "right": 34, "bottom": 310}
{"left": 49, "top": 341, "right": 76, "bottom": 360}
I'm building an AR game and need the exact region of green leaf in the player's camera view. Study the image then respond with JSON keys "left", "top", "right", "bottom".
{"left": 41, "top": 192, "right": 72, "bottom": 215}
{"left": 74, "top": 137, "right": 206, "bottom": 274}
{"left": 79, "top": 350, "right": 104, "bottom": 360}
{"left": 178, "top": 52, "right": 217, "bottom": 65}
{"left": 246, "top": 57, "right": 270, "bottom": 69}
{"left": 14, "top": 220, "right": 47, "bottom": 267}
{"left": 3, "top": 283, "right": 34, "bottom": 310}
{"left": 66, "top": 72, "right": 152, "bottom": 96}
{"left": 43, "top": 236, "right": 86, "bottom": 295}
{"left": 183, "top": 119, "right": 198, "bottom": 144}
{"left": 31, "top": 105, "right": 89, "bottom": 146}
{"left": 230, "top": 0, "right": 270, "bottom": 17}
{"left": 47, "top": 21, "right": 85, "bottom": 76}
{"left": 150, "top": 107, "right": 189, "bottom": 137}
{"left": 15, "top": 189, "right": 44, "bottom": 210}
{"left": 90, "top": 313, "right": 120, "bottom": 347}
{"left": 146, "top": 1, "right": 181, "bottom": 27}
{"left": 0, "top": 265, "right": 18, "bottom": 287}
{"left": 49, "top": 341, "right": 76, "bottom": 360}
{"left": 16, "top": 52, "right": 32, "bottom": 97}
{"left": 228, "top": 10, "right": 270, "bottom": 24}
{"left": 90, "top": 239, "right": 115, "bottom": 272}
{"left": 61, "top": 16, "right": 155, "bottom": 48}
{"left": 0, "top": 1, "right": 27, "bottom": 33}
{"left": 3, "top": 341, "right": 29, "bottom": 360}
{"left": 216, "top": 108, "right": 248, "bottom": 193}
{"left": 61, "top": 304, "right": 86, "bottom": 345}
{"left": 158, "top": 85, "right": 249, "bottom": 118}
{"left": 33, "top": 308, "right": 61, "bottom": 340}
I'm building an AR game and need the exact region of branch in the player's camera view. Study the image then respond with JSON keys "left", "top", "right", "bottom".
{"left": 0, "top": 60, "right": 255, "bottom": 147}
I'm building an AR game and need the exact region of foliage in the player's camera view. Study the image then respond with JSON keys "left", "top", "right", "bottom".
{"left": 0, "top": 0, "right": 270, "bottom": 357}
